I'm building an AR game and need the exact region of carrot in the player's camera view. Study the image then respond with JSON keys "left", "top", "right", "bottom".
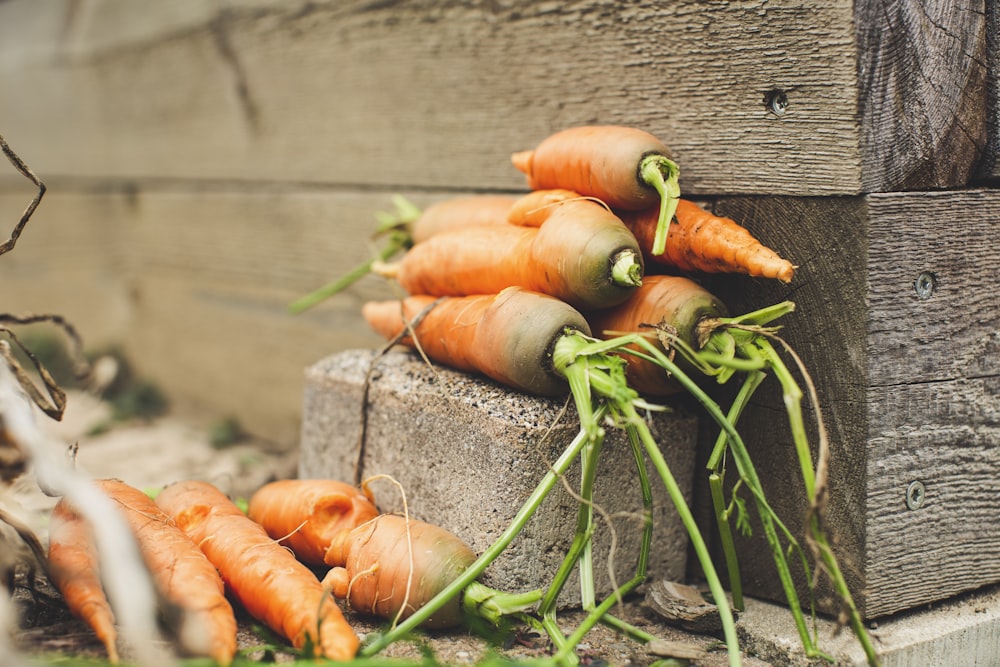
{"left": 619, "top": 199, "right": 796, "bottom": 283}
{"left": 585, "top": 275, "right": 729, "bottom": 396}
{"left": 94, "top": 479, "right": 238, "bottom": 666}
{"left": 362, "top": 286, "right": 591, "bottom": 396}
{"left": 409, "top": 194, "right": 519, "bottom": 244}
{"left": 374, "top": 196, "right": 644, "bottom": 310}
{"left": 154, "top": 480, "right": 359, "bottom": 661}
{"left": 511, "top": 125, "right": 681, "bottom": 255}
{"left": 321, "top": 514, "right": 476, "bottom": 629}
{"left": 288, "top": 194, "right": 518, "bottom": 314}
{"left": 247, "top": 479, "right": 380, "bottom": 566}
{"left": 47, "top": 499, "right": 120, "bottom": 664}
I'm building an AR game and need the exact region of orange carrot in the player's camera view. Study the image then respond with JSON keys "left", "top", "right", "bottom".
{"left": 154, "top": 480, "right": 359, "bottom": 661}
{"left": 322, "top": 514, "right": 476, "bottom": 629}
{"left": 409, "top": 194, "right": 519, "bottom": 244}
{"left": 362, "top": 286, "right": 591, "bottom": 396}
{"left": 511, "top": 125, "right": 681, "bottom": 255}
{"left": 94, "top": 479, "right": 238, "bottom": 666}
{"left": 585, "top": 275, "right": 729, "bottom": 396}
{"left": 47, "top": 499, "right": 120, "bottom": 664}
{"left": 376, "top": 196, "right": 643, "bottom": 310}
{"left": 247, "top": 479, "right": 380, "bottom": 566}
{"left": 620, "top": 199, "right": 796, "bottom": 283}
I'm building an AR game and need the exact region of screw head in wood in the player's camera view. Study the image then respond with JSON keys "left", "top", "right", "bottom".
{"left": 905, "top": 480, "right": 926, "bottom": 510}
{"left": 914, "top": 272, "right": 936, "bottom": 299}
{"left": 764, "top": 89, "right": 789, "bottom": 116}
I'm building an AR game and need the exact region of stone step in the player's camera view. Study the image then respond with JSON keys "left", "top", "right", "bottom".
{"left": 298, "top": 349, "right": 701, "bottom": 604}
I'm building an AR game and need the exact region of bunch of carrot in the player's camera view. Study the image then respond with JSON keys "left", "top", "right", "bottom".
{"left": 283, "top": 125, "right": 879, "bottom": 666}
{"left": 47, "top": 475, "right": 547, "bottom": 664}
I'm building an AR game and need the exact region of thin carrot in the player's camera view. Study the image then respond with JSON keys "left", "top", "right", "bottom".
{"left": 619, "top": 199, "right": 796, "bottom": 283}
{"left": 511, "top": 125, "right": 681, "bottom": 255}
{"left": 374, "top": 196, "right": 644, "bottom": 310}
{"left": 288, "top": 194, "right": 519, "bottom": 314}
{"left": 94, "top": 479, "right": 238, "bottom": 666}
{"left": 322, "top": 514, "right": 477, "bottom": 629}
{"left": 47, "top": 499, "right": 119, "bottom": 664}
{"left": 362, "top": 286, "right": 591, "bottom": 396}
{"left": 154, "top": 480, "right": 359, "bottom": 661}
{"left": 247, "top": 479, "right": 380, "bottom": 566}
{"left": 409, "top": 194, "right": 519, "bottom": 244}
{"left": 585, "top": 275, "right": 729, "bottom": 397}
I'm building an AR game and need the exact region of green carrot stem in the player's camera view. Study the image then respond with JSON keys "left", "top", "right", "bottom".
{"left": 551, "top": 332, "right": 741, "bottom": 667}
{"left": 706, "top": 370, "right": 767, "bottom": 471}
{"left": 462, "top": 582, "right": 544, "bottom": 626}
{"left": 811, "top": 529, "right": 881, "bottom": 666}
{"left": 709, "top": 472, "right": 744, "bottom": 611}
{"left": 628, "top": 402, "right": 740, "bottom": 667}
{"left": 754, "top": 340, "right": 815, "bottom": 497}
{"left": 289, "top": 236, "right": 408, "bottom": 314}
{"left": 639, "top": 154, "right": 681, "bottom": 256}
{"left": 536, "top": 427, "right": 603, "bottom": 618}
{"left": 609, "top": 332, "right": 824, "bottom": 658}
{"left": 553, "top": 419, "right": 660, "bottom": 660}
{"left": 610, "top": 249, "right": 643, "bottom": 287}
{"left": 359, "top": 416, "right": 605, "bottom": 656}
{"left": 752, "top": 338, "right": 880, "bottom": 665}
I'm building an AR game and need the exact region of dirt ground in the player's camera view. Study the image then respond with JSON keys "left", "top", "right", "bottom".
{"left": 3, "top": 390, "right": 769, "bottom": 667}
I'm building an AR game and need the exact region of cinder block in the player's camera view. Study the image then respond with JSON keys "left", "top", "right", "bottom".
{"left": 298, "top": 348, "right": 700, "bottom": 604}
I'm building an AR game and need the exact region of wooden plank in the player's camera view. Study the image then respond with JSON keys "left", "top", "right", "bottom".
{"left": 0, "top": 190, "right": 133, "bottom": 346}
{"left": 856, "top": 0, "right": 990, "bottom": 191}
{"left": 2, "top": 0, "right": 862, "bottom": 195}
{"left": 707, "top": 190, "right": 1000, "bottom": 618}
{"left": 0, "top": 183, "right": 416, "bottom": 443}
{"left": 974, "top": 0, "right": 1000, "bottom": 182}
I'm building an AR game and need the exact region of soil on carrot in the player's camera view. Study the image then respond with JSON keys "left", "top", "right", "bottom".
{"left": 4, "top": 390, "right": 764, "bottom": 667}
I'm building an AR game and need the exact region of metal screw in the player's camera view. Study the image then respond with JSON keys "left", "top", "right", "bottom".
{"left": 914, "top": 272, "right": 936, "bottom": 299}
{"left": 765, "top": 89, "right": 789, "bottom": 116}
{"left": 905, "top": 481, "right": 926, "bottom": 510}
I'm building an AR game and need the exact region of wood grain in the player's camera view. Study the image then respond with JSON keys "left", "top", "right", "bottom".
{"left": 707, "top": 190, "right": 1000, "bottom": 618}
{"left": 0, "top": 0, "right": 897, "bottom": 195}
{"left": 857, "top": 0, "right": 990, "bottom": 191}
{"left": 0, "top": 184, "right": 406, "bottom": 443}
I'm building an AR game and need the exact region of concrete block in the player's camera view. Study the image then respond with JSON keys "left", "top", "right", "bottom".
{"left": 298, "top": 348, "right": 700, "bottom": 604}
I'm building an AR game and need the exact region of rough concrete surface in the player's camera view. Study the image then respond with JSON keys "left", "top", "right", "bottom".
{"left": 298, "top": 349, "right": 700, "bottom": 605}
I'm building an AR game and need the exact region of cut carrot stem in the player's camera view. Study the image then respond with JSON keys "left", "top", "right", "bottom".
{"left": 638, "top": 154, "right": 681, "bottom": 256}
{"left": 610, "top": 249, "right": 643, "bottom": 287}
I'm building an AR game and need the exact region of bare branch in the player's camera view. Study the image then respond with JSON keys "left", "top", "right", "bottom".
{"left": 0, "top": 133, "right": 45, "bottom": 257}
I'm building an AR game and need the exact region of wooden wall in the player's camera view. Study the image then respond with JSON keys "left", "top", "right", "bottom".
{"left": 0, "top": 0, "right": 996, "bottom": 617}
